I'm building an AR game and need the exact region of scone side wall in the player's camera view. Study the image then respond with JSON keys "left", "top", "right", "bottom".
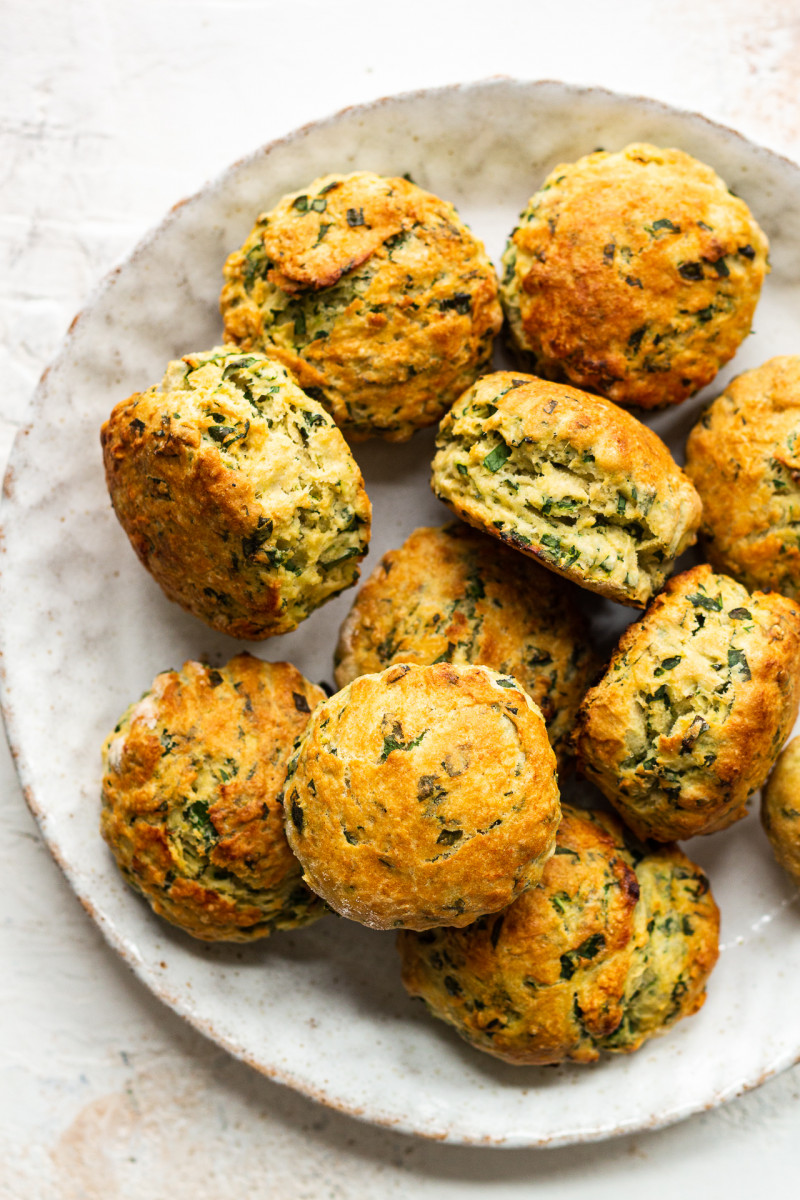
{"left": 281, "top": 662, "right": 560, "bottom": 931}
{"left": 398, "top": 805, "right": 720, "bottom": 1065}
{"left": 101, "top": 347, "right": 371, "bottom": 639}
{"left": 220, "top": 172, "right": 503, "bottom": 442}
{"left": 685, "top": 356, "right": 800, "bottom": 599}
{"left": 500, "top": 143, "right": 769, "bottom": 410}
{"left": 431, "top": 371, "right": 701, "bottom": 608}
{"left": 762, "top": 736, "right": 800, "bottom": 886}
{"left": 100, "top": 654, "right": 327, "bottom": 941}
{"left": 333, "top": 522, "right": 599, "bottom": 766}
{"left": 574, "top": 565, "right": 800, "bottom": 841}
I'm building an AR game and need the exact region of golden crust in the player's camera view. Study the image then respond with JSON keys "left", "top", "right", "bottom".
{"left": 220, "top": 172, "right": 502, "bottom": 441}
{"left": 398, "top": 805, "right": 720, "bottom": 1065}
{"left": 685, "top": 357, "right": 800, "bottom": 598}
{"left": 762, "top": 736, "right": 800, "bottom": 887}
{"left": 101, "top": 346, "right": 371, "bottom": 639}
{"left": 574, "top": 565, "right": 800, "bottom": 841}
{"left": 282, "top": 662, "right": 560, "bottom": 930}
{"left": 333, "top": 522, "right": 597, "bottom": 766}
{"left": 431, "top": 371, "right": 701, "bottom": 607}
{"left": 501, "top": 144, "right": 769, "bottom": 409}
{"left": 100, "top": 654, "right": 327, "bottom": 941}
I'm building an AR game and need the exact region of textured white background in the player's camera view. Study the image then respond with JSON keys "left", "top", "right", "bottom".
{"left": 2, "top": 0, "right": 800, "bottom": 1194}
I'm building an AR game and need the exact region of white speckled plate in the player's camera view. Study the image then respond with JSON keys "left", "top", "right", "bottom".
{"left": 3, "top": 79, "right": 800, "bottom": 1148}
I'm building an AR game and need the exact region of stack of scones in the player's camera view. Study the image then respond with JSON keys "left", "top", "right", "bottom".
{"left": 99, "top": 149, "right": 800, "bottom": 1067}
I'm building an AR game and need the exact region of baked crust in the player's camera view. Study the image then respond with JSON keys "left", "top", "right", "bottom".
{"left": 101, "top": 346, "right": 371, "bottom": 639}
{"left": 101, "top": 654, "right": 326, "bottom": 941}
{"left": 686, "top": 356, "right": 800, "bottom": 597}
{"left": 431, "top": 371, "right": 701, "bottom": 607}
{"left": 334, "top": 522, "right": 597, "bottom": 766}
{"left": 398, "top": 805, "right": 720, "bottom": 1064}
{"left": 762, "top": 736, "right": 800, "bottom": 887}
{"left": 574, "top": 565, "right": 800, "bottom": 840}
{"left": 282, "top": 662, "right": 560, "bottom": 930}
{"left": 500, "top": 143, "right": 768, "bottom": 409}
{"left": 221, "top": 173, "right": 502, "bottom": 441}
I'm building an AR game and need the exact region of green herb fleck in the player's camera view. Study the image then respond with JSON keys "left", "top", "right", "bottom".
{"left": 381, "top": 729, "right": 428, "bottom": 762}
{"left": 687, "top": 593, "right": 722, "bottom": 611}
{"left": 483, "top": 443, "right": 511, "bottom": 473}
{"left": 728, "top": 647, "right": 752, "bottom": 680}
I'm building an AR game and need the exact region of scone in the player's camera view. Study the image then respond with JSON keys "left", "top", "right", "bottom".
{"left": 101, "top": 346, "right": 371, "bottom": 639}
{"left": 282, "top": 662, "right": 560, "bottom": 930}
{"left": 334, "top": 522, "right": 597, "bottom": 766}
{"left": 501, "top": 143, "right": 769, "bottom": 409}
{"left": 431, "top": 372, "right": 701, "bottom": 608}
{"left": 398, "top": 805, "right": 719, "bottom": 1065}
{"left": 574, "top": 565, "right": 800, "bottom": 841}
{"left": 220, "top": 172, "right": 502, "bottom": 441}
{"left": 686, "top": 357, "right": 800, "bottom": 597}
{"left": 762, "top": 736, "right": 800, "bottom": 887}
{"left": 101, "top": 654, "right": 327, "bottom": 941}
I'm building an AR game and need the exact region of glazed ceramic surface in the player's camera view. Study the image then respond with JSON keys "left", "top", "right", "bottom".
{"left": 2, "top": 80, "right": 800, "bottom": 1147}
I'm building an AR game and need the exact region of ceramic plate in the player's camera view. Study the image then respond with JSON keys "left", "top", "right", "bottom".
{"left": 3, "top": 79, "right": 800, "bottom": 1148}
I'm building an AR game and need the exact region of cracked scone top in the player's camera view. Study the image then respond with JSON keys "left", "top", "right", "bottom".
{"left": 762, "top": 737, "right": 800, "bottom": 887}
{"left": 398, "top": 805, "right": 720, "bottom": 1065}
{"left": 334, "top": 522, "right": 597, "bottom": 767}
{"left": 431, "top": 371, "right": 701, "bottom": 607}
{"left": 685, "top": 357, "right": 800, "bottom": 598}
{"left": 500, "top": 143, "right": 769, "bottom": 409}
{"left": 101, "top": 346, "right": 371, "bottom": 639}
{"left": 101, "top": 655, "right": 327, "bottom": 941}
{"left": 574, "top": 565, "right": 800, "bottom": 841}
{"left": 220, "top": 172, "right": 502, "bottom": 441}
{"left": 282, "top": 662, "right": 560, "bottom": 930}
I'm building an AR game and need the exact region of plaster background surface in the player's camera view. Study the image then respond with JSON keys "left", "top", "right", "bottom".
{"left": 2, "top": 0, "right": 800, "bottom": 1194}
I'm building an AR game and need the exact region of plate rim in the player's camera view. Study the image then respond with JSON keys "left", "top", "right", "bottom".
{"left": 3, "top": 75, "right": 800, "bottom": 1148}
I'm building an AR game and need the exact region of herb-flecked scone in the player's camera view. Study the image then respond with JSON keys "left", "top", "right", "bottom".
{"left": 431, "top": 372, "right": 701, "bottom": 608}
{"left": 398, "top": 805, "right": 720, "bottom": 1065}
{"left": 101, "top": 346, "right": 371, "bottom": 639}
{"left": 282, "top": 662, "right": 560, "bottom": 930}
{"left": 333, "top": 523, "right": 597, "bottom": 766}
{"left": 574, "top": 565, "right": 800, "bottom": 841}
{"left": 762, "top": 737, "right": 800, "bottom": 887}
{"left": 220, "top": 172, "right": 502, "bottom": 441}
{"left": 685, "top": 357, "right": 800, "bottom": 598}
{"left": 500, "top": 143, "right": 769, "bottom": 409}
{"left": 101, "top": 654, "right": 327, "bottom": 941}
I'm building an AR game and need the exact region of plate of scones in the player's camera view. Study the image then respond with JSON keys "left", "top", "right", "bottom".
{"left": 3, "top": 78, "right": 800, "bottom": 1146}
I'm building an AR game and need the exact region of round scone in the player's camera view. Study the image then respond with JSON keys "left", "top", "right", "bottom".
{"left": 762, "top": 737, "right": 800, "bottom": 887}
{"left": 686, "top": 357, "right": 800, "bottom": 597}
{"left": 398, "top": 805, "right": 720, "bottom": 1065}
{"left": 431, "top": 371, "right": 701, "bottom": 608}
{"left": 334, "top": 523, "right": 597, "bottom": 766}
{"left": 101, "top": 346, "right": 371, "bottom": 639}
{"left": 500, "top": 143, "right": 769, "bottom": 409}
{"left": 282, "top": 662, "right": 560, "bottom": 930}
{"left": 220, "top": 172, "right": 502, "bottom": 441}
{"left": 101, "top": 655, "right": 327, "bottom": 941}
{"left": 574, "top": 565, "right": 800, "bottom": 841}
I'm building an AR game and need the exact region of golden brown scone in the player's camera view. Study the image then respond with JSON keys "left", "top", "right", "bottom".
{"left": 501, "top": 143, "right": 769, "bottom": 409}
{"left": 334, "top": 523, "right": 597, "bottom": 766}
{"left": 101, "top": 654, "right": 327, "bottom": 941}
{"left": 101, "top": 346, "right": 371, "bottom": 639}
{"left": 762, "top": 736, "right": 800, "bottom": 887}
{"left": 398, "top": 805, "right": 720, "bottom": 1065}
{"left": 685, "top": 357, "right": 800, "bottom": 597}
{"left": 431, "top": 372, "right": 701, "bottom": 608}
{"left": 220, "top": 172, "right": 502, "bottom": 441}
{"left": 574, "top": 565, "right": 800, "bottom": 841}
{"left": 282, "top": 662, "right": 560, "bottom": 930}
